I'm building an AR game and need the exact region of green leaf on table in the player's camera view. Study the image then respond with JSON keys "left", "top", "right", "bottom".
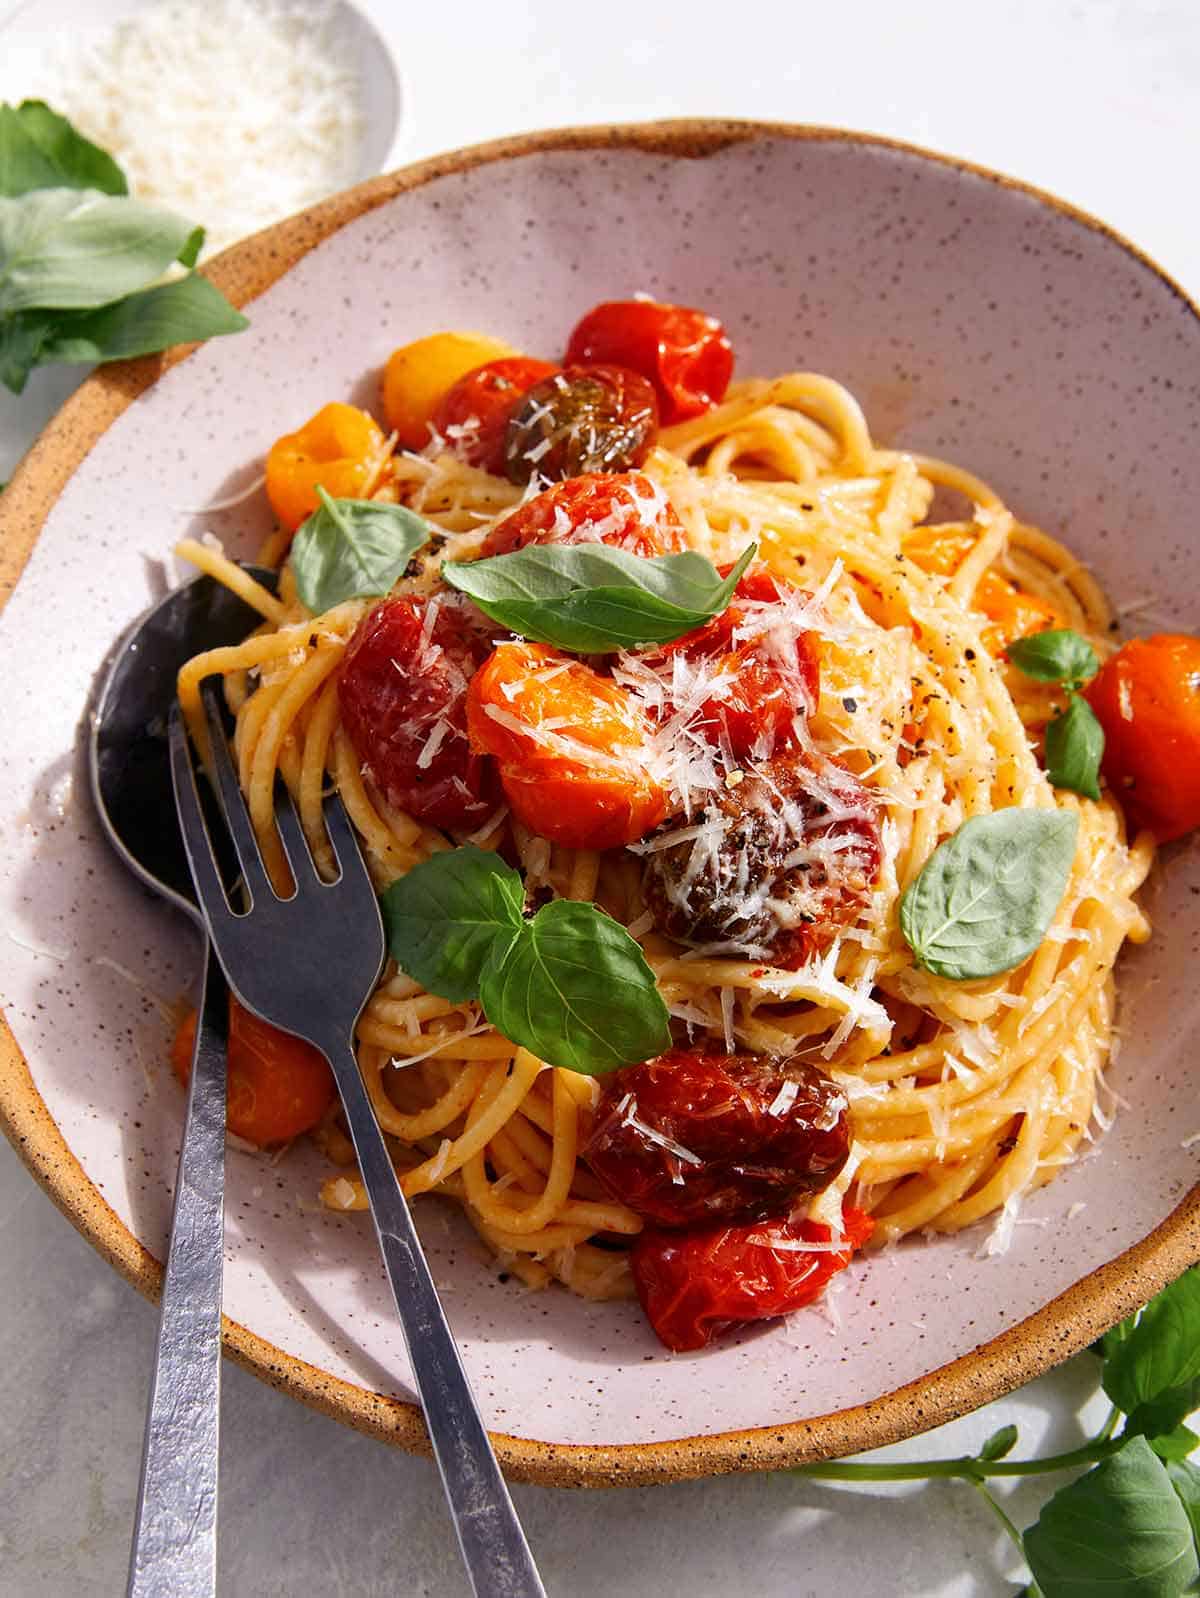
{"left": 478, "top": 897, "right": 670, "bottom": 1074}
{"left": 1024, "top": 1436, "right": 1199, "bottom": 1598}
{"left": 442, "top": 540, "right": 756, "bottom": 653}
{"left": 0, "top": 189, "right": 199, "bottom": 314}
{"left": 1151, "top": 1424, "right": 1199, "bottom": 1462}
{"left": 0, "top": 306, "right": 52, "bottom": 393}
{"left": 899, "top": 809, "right": 1078, "bottom": 980}
{"left": 380, "top": 845, "right": 524, "bottom": 1004}
{"left": 1044, "top": 694, "right": 1104, "bottom": 800}
{"left": 291, "top": 489, "right": 433, "bottom": 613}
{"left": 978, "top": 1423, "right": 1020, "bottom": 1462}
{"left": 1102, "top": 1268, "right": 1200, "bottom": 1441}
{"left": 1007, "top": 628, "right": 1100, "bottom": 688}
{"left": 1165, "top": 1458, "right": 1200, "bottom": 1549}
{"left": 0, "top": 101, "right": 127, "bottom": 197}
{"left": 36, "top": 273, "right": 246, "bottom": 362}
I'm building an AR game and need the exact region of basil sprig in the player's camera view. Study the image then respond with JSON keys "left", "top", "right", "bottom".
{"left": 442, "top": 541, "right": 756, "bottom": 653}
{"left": 1007, "top": 627, "right": 1107, "bottom": 800}
{"left": 900, "top": 809, "right": 1077, "bottom": 980}
{"left": 291, "top": 488, "right": 433, "bottom": 613}
{"left": 0, "top": 101, "right": 246, "bottom": 394}
{"left": 792, "top": 1268, "right": 1200, "bottom": 1596}
{"left": 379, "top": 846, "right": 670, "bottom": 1073}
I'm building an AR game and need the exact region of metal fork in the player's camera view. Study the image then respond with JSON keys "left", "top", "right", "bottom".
{"left": 168, "top": 682, "right": 546, "bottom": 1598}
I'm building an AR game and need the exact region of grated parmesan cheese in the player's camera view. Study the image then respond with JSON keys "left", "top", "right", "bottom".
{"left": 21, "top": 0, "right": 370, "bottom": 256}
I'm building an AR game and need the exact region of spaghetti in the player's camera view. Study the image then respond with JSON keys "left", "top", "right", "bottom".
{"left": 174, "top": 332, "right": 1155, "bottom": 1337}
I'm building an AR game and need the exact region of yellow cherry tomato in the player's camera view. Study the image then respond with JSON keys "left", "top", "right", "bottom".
{"left": 381, "top": 331, "right": 515, "bottom": 449}
{"left": 265, "top": 402, "right": 386, "bottom": 535}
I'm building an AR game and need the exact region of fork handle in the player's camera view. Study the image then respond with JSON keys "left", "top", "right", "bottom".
{"left": 128, "top": 941, "right": 228, "bottom": 1598}
{"left": 324, "top": 1036, "right": 547, "bottom": 1598}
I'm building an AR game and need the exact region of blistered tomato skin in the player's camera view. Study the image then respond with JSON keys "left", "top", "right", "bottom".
{"left": 171, "top": 996, "right": 335, "bottom": 1146}
{"left": 432, "top": 357, "right": 560, "bottom": 473}
{"left": 583, "top": 1050, "right": 850, "bottom": 1228}
{"left": 632, "top": 1206, "right": 875, "bottom": 1352}
{"left": 1085, "top": 633, "right": 1200, "bottom": 842}
{"left": 338, "top": 595, "right": 499, "bottom": 830}
{"left": 503, "top": 365, "right": 659, "bottom": 484}
{"left": 660, "top": 567, "right": 821, "bottom": 760}
{"left": 481, "top": 471, "right": 687, "bottom": 560}
{"left": 264, "top": 402, "right": 386, "bottom": 535}
{"left": 381, "top": 332, "right": 515, "bottom": 450}
{"left": 466, "top": 639, "right": 669, "bottom": 850}
{"left": 564, "top": 300, "right": 734, "bottom": 424}
{"left": 642, "top": 752, "right": 883, "bottom": 967}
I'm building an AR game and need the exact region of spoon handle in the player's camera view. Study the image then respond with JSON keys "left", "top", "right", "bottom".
{"left": 127, "top": 942, "right": 228, "bottom": 1598}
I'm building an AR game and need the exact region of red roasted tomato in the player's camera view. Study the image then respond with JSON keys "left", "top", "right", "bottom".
{"left": 466, "top": 639, "right": 668, "bottom": 849}
{"left": 660, "top": 566, "right": 821, "bottom": 760}
{"left": 564, "top": 299, "right": 734, "bottom": 424}
{"left": 1085, "top": 633, "right": 1200, "bottom": 843}
{"left": 631, "top": 1206, "right": 875, "bottom": 1352}
{"left": 481, "top": 471, "right": 687, "bottom": 560}
{"left": 431, "top": 356, "right": 560, "bottom": 474}
{"left": 338, "top": 594, "right": 499, "bottom": 830}
{"left": 583, "top": 1049, "right": 849, "bottom": 1228}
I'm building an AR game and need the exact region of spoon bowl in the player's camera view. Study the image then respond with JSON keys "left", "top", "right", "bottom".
{"left": 90, "top": 566, "right": 276, "bottom": 914}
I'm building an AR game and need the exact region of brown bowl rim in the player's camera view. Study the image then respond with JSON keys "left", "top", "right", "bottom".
{"left": 1, "top": 117, "right": 1197, "bottom": 1489}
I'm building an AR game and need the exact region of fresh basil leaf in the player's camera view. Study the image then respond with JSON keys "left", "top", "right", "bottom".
{"left": 0, "top": 104, "right": 68, "bottom": 198}
{"left": 1165, "top": 1458, "right": 1200, "bottom": 1550}
{"left": 0, "top": 306, "right": 52, "bottom": 393}
{"left": 0, "top": 189, "right": 200, "bottom": 314}
{"left": 6, "top": 101, "right": 127, "bottom": 196}
{"left": 899, "top": 809, "right": 1078, "bottom": 981}
{"left": 442, "top": 541, "right": 756, "bottom": 653}
{"left": 380, "top": 845, "right": 524, "bottom": 1004}
{"left": 292, "top": 489, "right": 432, "bottom": 613}
{"left": 33, "top": 272, "right": 246, "bottom": 367}
{"left": 1024, "top": 1437, "right": 1199, "bottom": 1598}
{"left": 1007, "top": 628, "right": 1100, "bottom": 688}
{"left": 1098, "top": 1310, "right": 1141, "bottom": 1362}
{"left": 1151, "top": 1424, "right": 1199, "bottom": 1462}
{"left": 1103, "top": 1269, "right": 1200, "bottom": 1442}
{"left": 479, "top": 898, "right": 670, "bottom": 1073}
{"left": 978, "top": 1423, "right": 1019, "bottom": 1462}
{"left": 1044, "top": 694, "right": 1104, "bottom": 800}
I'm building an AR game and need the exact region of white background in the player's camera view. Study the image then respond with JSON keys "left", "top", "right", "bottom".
{"left": 0, "top": 1, "right": 1192, "bottom": 1592}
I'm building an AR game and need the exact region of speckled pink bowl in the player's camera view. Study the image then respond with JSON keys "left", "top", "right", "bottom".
{"left": 1, "top": 122, "right": 1197, "bottom": 1487}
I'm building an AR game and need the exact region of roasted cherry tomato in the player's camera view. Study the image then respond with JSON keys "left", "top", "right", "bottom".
{"left": 481, "top": 471, "right": 687, "bottom": 560}
{"left": 659, "top": 567, "right": 820, "bottom": 760}
{"left": 631, "top": 1205, "right": 874, "bottom": 1351}
{"left": 1086, "top": 633, "right": 1200, "bottom": 842}
{"left": 171, "top": 995, "right": 335, "bottom": 1146}
{"left": 432, "top": 356, "right": 560, "bottom": 473}
{"left": 903, "top": 527, "right": 1067, "bottom": 654}
{"left": 382, "top": 331, "right": 515, "bottom": 450}
{"left": 584, "top": 1050, "right": 849, "bottom": 1228}
{"left": 564, "top": 300, "right": 734, "bottom": 424}
{"left": 265, "top": 402, "right": 386, "bottom": 535}
{"left": 503, "top": 365, "right": 659, "bottom": 484}
{"left": 466, "top": 639, "right": 668, "bottom": 849}
{"left": 338, "top": 594, "right": 499, "bottom": 830}
{"left": 642, "top": 752, "right": 882, "bottom": 965}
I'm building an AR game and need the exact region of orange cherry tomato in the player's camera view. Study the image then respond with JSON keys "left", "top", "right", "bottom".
{"left": 466, "top": 640, "right": 668, "bottom": 849}
{"left": 432, "top": 357, "right": 560, "bottom": 473}
{"left": 904, "top": 527, "right": 1067, "bottom": 653}
{"left": 481, "top": 471, "right": 687, "bottom": 560}
{"left": 381, "top": 332, "right": 515, "bottom": 449}
{"left": 564, "top": 300, "right": 734, "bottom": 423}
{"left": 170, "top": 995, "right": 336, "bottom": 1146}
{"left": 265, "top": 402, "right": 386, "bottom": 535}
{"left": 1085, "top": 633, "right": 1200, "bottom": 842}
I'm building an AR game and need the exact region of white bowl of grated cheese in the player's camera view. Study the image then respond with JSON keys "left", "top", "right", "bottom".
{"left": 0, "top": 0, "right": 401, "bottom": 256}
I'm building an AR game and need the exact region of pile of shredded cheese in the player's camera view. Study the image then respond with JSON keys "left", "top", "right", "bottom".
{"left": 22, "top": 0, "right": 368, "bottom": 255}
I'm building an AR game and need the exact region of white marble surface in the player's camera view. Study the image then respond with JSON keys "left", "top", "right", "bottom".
{"left": 1, "top": 1, "right": 1196, "bottom": 1592}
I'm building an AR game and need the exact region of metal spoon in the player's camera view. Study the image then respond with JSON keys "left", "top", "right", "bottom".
{"left": 90, "top": 566, "right": 275, "bottom": 1598}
